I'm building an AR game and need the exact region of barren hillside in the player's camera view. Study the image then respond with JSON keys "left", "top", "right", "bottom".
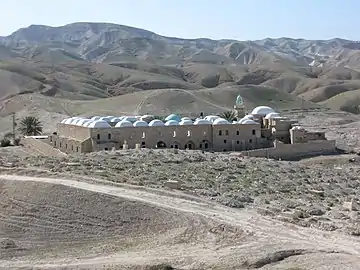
{"left": 1, "top": 22, "right": 360, "bottom": 132}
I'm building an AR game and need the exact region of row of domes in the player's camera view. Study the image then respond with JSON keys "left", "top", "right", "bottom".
{"left": 60, "top": 117, "right": 261, "bottom": 128}
{"left": 60, "top": 106, "right": 281, "bottom": 129}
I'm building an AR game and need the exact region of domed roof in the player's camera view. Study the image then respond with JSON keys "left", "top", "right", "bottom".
{"left": 115, "top": 120, "right": 133, "bottom": 127}
{"left": 99, "top": 116, "right": 111, "bottom": 122}
{"left": 165, "top": 120, "right": 179, "bottom": 126}
{"left": 122, "top": 116, "right": 137, "bottom": 123}
{"left": 194, "top": 119, "right": 211, "bottom": 125}
{"left": 241, "top": 119, "right": 259, "bottom": 125}
{"left": 181, "top": 117, "right": 191, "bottom": 121}
{"left": 106, "top": 115, "right": 115, "bottom": 118}
{"left": 204, "top": 115, "right": 220, "bottom": 122}
{"left": 76, "top": 119, "right": 92, "bottom": 126}
{"left": 87, "top": 120, "right": 111, "bottom": 128}
{"left": 244, "top": 114, "right": 254, "bottom": 119}
{"left": 72, "top": 118, "right": 85, "bottom": 125}
{"left": 110, "top": 117, "right": 122, "bottom": 123}
{"left": 133, "top": 120, "right": 148, "bottom": 127}
{"left": 83, "top": 121, "right": 94, "bottom": 127}
{"left": 265, "top": 112, "right": 280, "bottom": 119}
{"left": 213, "top": 118, "right": 230, "bottom": 125}
{"left": 179, "top": 119, "right": 193, "bottom": 125}
{"left": 91, "top": 116, "right": 101, "bottom": 121}
{"left": 165, "top": 114, "right": 181, "bottom": 122}
{"left": 140, "top": 115, "right": 155, "bottom": 122}
{"left": 251, "top": 106, "right": 275, "bottom": 116}
{"left": 149, "top": 119, "right": 164, "bottom": 127}
{"left": 61, "top": 118, "right": 69, "bottom": 124}
{"left": 67, "top": 118, "right": 82, "bottom": 125}
{"left": 63, "top": 118, "right": 74, "bottom": 124}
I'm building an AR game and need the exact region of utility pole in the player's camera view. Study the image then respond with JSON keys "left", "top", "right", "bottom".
{"left": 301, "top": 98, "right": 304, "bottom": 117}
{"left": 12, "top": 112, "right": 16, "bottom": 141}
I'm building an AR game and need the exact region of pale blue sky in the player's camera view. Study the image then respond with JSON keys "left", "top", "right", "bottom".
{"left": 0, "top": 0, "right": 358, "bottom": 40}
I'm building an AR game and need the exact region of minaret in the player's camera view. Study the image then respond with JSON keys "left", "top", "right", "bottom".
{"left": 234, "top": 94, "right": 246, "bottom": 119}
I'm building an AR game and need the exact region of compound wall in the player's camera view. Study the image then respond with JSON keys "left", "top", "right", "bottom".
{"left": 242, "top": 140, "right": 336, "bottom": 160}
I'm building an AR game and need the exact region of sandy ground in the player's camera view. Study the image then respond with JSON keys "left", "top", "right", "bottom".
{"left": 1, "top": 174, "right": 360, "bottom": 269}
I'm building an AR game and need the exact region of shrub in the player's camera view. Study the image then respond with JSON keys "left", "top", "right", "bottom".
{"left": 0, "top": 138, "right": 11, "bottom": 147}
{"left": 14, "top": 138, "right": 21, "bottom": 146}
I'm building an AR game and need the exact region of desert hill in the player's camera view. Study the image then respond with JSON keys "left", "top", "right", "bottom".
{"left": 1, "top": 22, "right": 360, "bottom": 134}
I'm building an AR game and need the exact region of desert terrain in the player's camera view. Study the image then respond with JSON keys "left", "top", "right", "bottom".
{"left": 2, "top": 22, "right": 360, "bottom": 269}
{"left": 1, "top": 108, "right": 360, "bottom": 269}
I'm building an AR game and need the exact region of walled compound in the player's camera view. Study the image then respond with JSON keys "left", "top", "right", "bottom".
{"left": 48, "top": 103, "right": 337, "bottom": 157}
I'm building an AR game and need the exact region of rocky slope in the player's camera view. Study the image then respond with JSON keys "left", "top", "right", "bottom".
{"left": 1, "top": 22, "right": 360, "bottom": 67}
{"left": 0, "top": 22, "right": 360, "bottom": 123}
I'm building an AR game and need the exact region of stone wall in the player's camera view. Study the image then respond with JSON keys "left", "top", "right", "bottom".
{"left": 242, "top": 140, "right": 336, "bottom": 160}
{"left": 23, "top": 138, "right": 67, "bottom": 157}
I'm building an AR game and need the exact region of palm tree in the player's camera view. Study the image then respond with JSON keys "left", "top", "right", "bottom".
{"left": 18, "top": 116, "right": 43, "bottom": 136}
{"left": 153, "top": 115, "right": 166, "bottom": 121}
{"left": 218, "top": 111, "right": 237, "bottom": 122}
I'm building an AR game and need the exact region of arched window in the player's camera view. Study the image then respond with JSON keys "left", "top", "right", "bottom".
{"left": 173, "top": 131, "right": 176, "bottom": 137}
{"left": 187, "top": 130, "right": 191, "bottom": 137}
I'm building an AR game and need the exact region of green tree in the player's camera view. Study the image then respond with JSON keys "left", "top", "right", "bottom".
{"left": 18, "top": 116, "right": 43, "bottom": 136}
{"left": 153, "top": 115, "right": 166, "bottom": 121}
{"left": 218, "top": 111, "right": 237, "bottom": 122}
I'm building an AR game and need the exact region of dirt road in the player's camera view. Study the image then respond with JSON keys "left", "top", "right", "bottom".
{"left": 1, "top": 174, "right": 360, "bottom": 269}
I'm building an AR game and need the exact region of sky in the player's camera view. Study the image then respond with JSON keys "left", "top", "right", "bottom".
{"left": 0, "top": 0, "right": 358, "bottom": 40}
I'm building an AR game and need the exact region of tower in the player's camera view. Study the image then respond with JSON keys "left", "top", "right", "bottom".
{"left": 234, "top": 94, "right": 246, "bottom": 119}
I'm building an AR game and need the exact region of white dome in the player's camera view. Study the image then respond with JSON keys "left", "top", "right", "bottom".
{"left": 181, "top": 117, "right": 191, "bottom": 121}
{"left": 238, "top": 118, "right": 247, "bottom": 124}
{"left": 63, "top": 118, "right": 74, "bottom": 124}
{"left": 265, "top": 112, "right": 280, "bottom": 119}
{"left": 165, "top": 120, "right": 179, "bottom": 126}
{"left": 149, "top": 119, "right": 164, "bottom": 127}
{"left": 213, "top": 118, "right": 230, "bottom": 125}
{"left": 241, "top": 119, "right": 259, "bottom": 125}
{"left": 87, "top": 120, "right": 111, "bottom": 128}
{"left": 61, "top": 118, "right": 69, "bottom": 124}
{"left": 204, "top": 115, "right": 220, "bottom": 122}
{"left": 83, "top": 121, "right": 94, "bottom": 127}
{"left": 251, "top": 106, "right": 275, "bottom": 116}
{"left": 68, "top": 118, "right": 82, "bottom": 125}
{"left": 99, "top": 116, "right": 111, "bottom": 122}
{"left": 244, "top": 114, "right": 254, "bottom": 120}
{"left": 72, "top": 118, "right": 84, "bottom": 125}
{"left": 133, "top": 120, "right": 148, "bottom": 127}
{"left": 91, "top": 116, "right": 101, "bottom": 121}
{"left": 106, "top": 116, "right": 115, "bottom": 118}
{"left": 115, "top": 120, "right": 133, "bottom": 127}
{"left": 194, "top": 119, "right": 211, "bottom": 125}
{"left": 110, "top": 117, "right": 122, "bottom": 123}
{"left": 123, "top": 116, "right": 137, "bottom": 123}
{"left": 76, "top": 119, "right": 92, "bottom": 126}
{"left": 179, "top": 119, "right": 193, "bottom": 125}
